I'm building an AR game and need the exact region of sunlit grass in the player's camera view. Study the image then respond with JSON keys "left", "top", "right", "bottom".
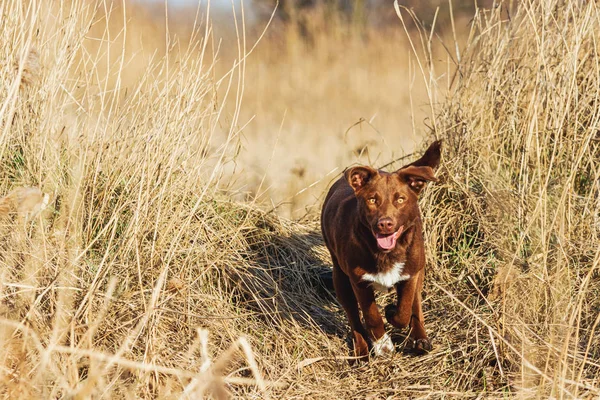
{"left": 0, "top": 0, "right": 599, "bottom": 398}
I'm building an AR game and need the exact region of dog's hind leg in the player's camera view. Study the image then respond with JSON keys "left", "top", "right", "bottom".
{"left": 332, "top": 261, "right": 369, "bottom": 360}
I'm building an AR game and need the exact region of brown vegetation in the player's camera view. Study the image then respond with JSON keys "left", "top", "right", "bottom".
{"left": 0, "top": 0, "right": 599, "bottom": 398}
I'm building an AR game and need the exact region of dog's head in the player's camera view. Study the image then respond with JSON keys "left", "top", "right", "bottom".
{"left": 344, "top": 140, "right": 441, "bottom": 252}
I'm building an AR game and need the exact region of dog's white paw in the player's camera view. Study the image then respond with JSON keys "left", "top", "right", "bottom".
{"left": 372, "top": 333, "right": 394, "bottom": 356}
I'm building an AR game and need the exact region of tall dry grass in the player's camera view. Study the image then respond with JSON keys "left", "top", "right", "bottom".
{"left": 1, "top": 0, "right": 599, "bottom": 398}
{"left": 417, "top": 0, "right": 600, "bottom": 396}
{"left": 1, "top": 0, "right": 273, "bottom": 397}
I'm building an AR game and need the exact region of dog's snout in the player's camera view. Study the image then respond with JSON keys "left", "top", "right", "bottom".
{"left": 377, "top": 217, "right": 395, "bottom": 234}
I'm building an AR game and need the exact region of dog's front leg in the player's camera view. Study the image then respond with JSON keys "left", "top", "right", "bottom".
{"left": 384, "top": 276, "right": 417, "bottom": 329}
{"left": 410, "top": 269, "right": 431, "bottom": 353}
{"left": 351, "top": 279, "right": 393, "bottom": 356}
{"left": 384, "top": 269, "right": 431, "bottom": 353}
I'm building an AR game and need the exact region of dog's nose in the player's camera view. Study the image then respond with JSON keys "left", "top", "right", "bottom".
{"left": 377, "top": 218, "right": 395, "bottom": 234}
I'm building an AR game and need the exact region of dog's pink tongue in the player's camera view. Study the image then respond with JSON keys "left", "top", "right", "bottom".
{"left": 376, "top": 233, "right": 397, "bottom": 250}
{"left": 375, "top": 226, "right": 404, "bottom": 250}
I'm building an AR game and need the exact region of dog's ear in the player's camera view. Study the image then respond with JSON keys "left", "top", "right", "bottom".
{"left": 405, "top": 140, "right": 442, "bottom": 170}
{"left": 345, "top": 166, "right": 378, "bottom": 193}
{"left": 397, "top": 165, "right": 438, "bottom": 194}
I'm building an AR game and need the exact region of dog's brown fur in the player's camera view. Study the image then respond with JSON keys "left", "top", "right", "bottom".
{"left": 321, "top": 141, "right": 441, "bottom": 359}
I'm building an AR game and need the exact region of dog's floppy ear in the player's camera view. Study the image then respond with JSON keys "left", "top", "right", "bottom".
{"left": 405, "top": 140, "right": 442, "bottom": 170}
{"left": 345, "top": 166, "right": 378, "bottom": 193}
{"left": 397, "top": 166, "right": 438, "bottom": 194}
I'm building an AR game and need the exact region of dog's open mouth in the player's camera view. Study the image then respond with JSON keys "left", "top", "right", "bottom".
{"left": 375, "top": 226, "right": 404, "bottom": 250}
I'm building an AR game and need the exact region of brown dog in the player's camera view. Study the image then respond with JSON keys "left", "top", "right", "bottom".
{"left": 321, "top": 141, "right": 441, "bottom": 359}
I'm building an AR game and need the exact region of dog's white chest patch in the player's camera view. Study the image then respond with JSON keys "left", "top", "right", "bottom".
{"left": 362, "top": 262, "right": 410, "bottom": 292}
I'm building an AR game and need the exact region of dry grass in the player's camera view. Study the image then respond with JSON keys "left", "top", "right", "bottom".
{"left": 1, "top": 0, "right": 600, "bottom": 398}
{"left": 419, "top": 0, "right": 600, "bottom": 396}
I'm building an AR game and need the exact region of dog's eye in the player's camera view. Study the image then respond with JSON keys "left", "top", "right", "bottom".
{"left": 368, "top": 198, "right": 377, "bottom": 204}
{"left": 396, "top": 197, "right": 405, "bottom": 204}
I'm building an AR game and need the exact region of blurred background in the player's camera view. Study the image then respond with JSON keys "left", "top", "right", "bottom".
{"left": 118, "top": 0, "right": 492, "bottom": 218}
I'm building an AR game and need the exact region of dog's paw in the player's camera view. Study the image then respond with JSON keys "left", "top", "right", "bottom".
{"left": 371, "top": 333, "right": 394, "bottom": 356}
{"left": 413, "top": 338, "right": 432, "bottom": 354}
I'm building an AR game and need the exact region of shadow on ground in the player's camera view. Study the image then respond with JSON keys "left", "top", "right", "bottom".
{"left": 231, "top": 221, "right": 346, "bottom": 338}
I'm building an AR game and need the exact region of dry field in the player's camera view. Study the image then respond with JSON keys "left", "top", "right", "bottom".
{"left": 1, "top": 0, "right": 600, "bottom": 398}
{"left": 227, "top": 21, "right": 435, "bottom": 218}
